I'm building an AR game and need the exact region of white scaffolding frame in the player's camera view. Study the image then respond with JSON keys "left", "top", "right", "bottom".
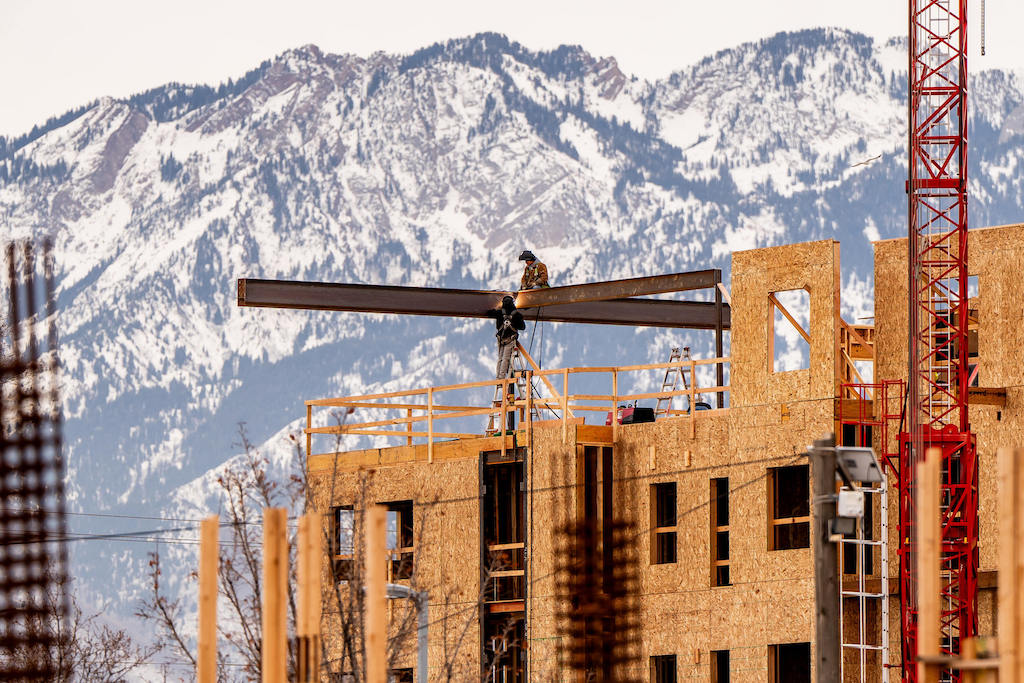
{"left": 839, "top": 479, "right": 890, "bottom": 683}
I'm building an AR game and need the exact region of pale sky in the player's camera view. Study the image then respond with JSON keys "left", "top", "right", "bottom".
{"left": 1, "top": 0, "right": 1020, "bottom": 138}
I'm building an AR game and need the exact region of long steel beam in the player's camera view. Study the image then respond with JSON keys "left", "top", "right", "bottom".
{"left": 513, "top": 270, "right": 720, "bottom": 309}
{"left": 237, "top": 279, "right": 730, "bottom": 330}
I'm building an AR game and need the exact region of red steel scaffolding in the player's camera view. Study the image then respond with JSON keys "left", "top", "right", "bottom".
{"left": 901, "top": 0, "right": 978, "bottom": 680}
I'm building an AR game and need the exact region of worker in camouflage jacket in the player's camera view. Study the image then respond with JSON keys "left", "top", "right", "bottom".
{"left": 518, "top": 250, "right": 550, "bottom": 290}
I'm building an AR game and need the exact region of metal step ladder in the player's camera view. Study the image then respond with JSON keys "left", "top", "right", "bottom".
{"left": 655, "top": 346, "right": 690, "bottom": 417}
{"left": 486, "top": 345, "right": 538, "bottom": 435}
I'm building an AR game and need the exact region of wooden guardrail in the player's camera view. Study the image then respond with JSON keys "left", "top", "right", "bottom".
{"left": 305, "top": 356, "right": 731, "bottom": 460}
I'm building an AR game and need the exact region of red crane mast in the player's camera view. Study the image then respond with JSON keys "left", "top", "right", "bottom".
{"left": 899, "top": 0, "right": 978, "bottom": 679}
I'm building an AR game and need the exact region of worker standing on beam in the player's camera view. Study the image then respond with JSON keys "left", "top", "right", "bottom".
{"left": 519, "top": 250, "right": 550, "bottom": 290}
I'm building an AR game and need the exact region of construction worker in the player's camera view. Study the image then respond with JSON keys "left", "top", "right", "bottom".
{"left": 488, "top": 295, "right": 526, "bottom": 383}
{"left": 519, "top": 250, "right": 550, "bottom": 290}
{"left": 487, "top": 296, "right": 526, "bottom": 432}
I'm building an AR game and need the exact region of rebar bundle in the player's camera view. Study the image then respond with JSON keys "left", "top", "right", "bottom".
{"left": 0, "top": 241, "right": 67, "bottom": 680}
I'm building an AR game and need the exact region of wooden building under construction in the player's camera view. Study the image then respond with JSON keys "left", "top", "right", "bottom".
{"left": 304, "top": 224, "right": 1022, "bottom": 682}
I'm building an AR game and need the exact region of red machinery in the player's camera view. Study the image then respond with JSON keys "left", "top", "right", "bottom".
{"left": 900, "top": 0, "right": 978, "bottom": 679}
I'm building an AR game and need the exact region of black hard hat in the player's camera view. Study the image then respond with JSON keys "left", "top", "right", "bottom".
{"left": 518, "top": 250, "right": 536, "bottom": 261}
{"left": 501, "top": 295, "right": 516, "bottom": 312}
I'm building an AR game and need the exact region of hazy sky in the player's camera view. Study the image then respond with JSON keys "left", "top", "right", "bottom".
{"left": 2, "top": 0, "right": 1020, "bottom": 137}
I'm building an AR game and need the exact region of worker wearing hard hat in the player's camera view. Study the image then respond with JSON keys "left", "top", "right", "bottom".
{"left": 518, "top": 250, "right": 550, "bottom": 290}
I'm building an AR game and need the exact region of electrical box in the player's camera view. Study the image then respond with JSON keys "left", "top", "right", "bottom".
{"left": 837, "top": 489, "right": 865, "bottom": 518}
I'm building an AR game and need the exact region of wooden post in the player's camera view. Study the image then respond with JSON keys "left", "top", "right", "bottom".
{"left": 811, "top": 436, "right": 839, "bottom": 683}
{"left": 962, "top": 637, "right": 977, "bottom": 683}
{"left": 714, "top": 271, "right": 724, "bottom": 409}
{"left": 611, "top": 370, "right": 618, "bottom": 444}
{"left": 306, "top": 404, "right": 312, "bottom": 461}
{"left": 998, "top": 447, "right": 1024, "bottom": 682}
{"left": 365, "top": 505, "right": 387, "bottom": 683}
{"left": 197, "top": 516, "right": 218, "bottom": 683}
{"left": 262, "top": 508, "right": 288, "bottom": 683}
{"left": 406, "top": 408, "right": 413, "bottom": 446}
{"left": 562, "top": 369, "right": 569, "bottom": 444}
{"left": 427, "top": 388, "right": 433, "bottom": 463}
{"left": 917, "top": 447, "right": 942, "bottom": 683}
{"left": 526, "top": 371, "right": 533, "bottom": 444}
{"left": 500, "top": 379, "right": 507, "bottom": 459}
{"left": 689, "top": 358, "right": 696, "bottom": 439}
{"left": 297, "top": 513, "right": 323, "bottom": 681}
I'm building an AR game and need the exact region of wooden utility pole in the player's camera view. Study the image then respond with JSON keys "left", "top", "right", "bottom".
{"left": 811, "top": 435, "right": 840, "bottom": 682}
{"left": 296, "top": 513, "right": 323, "bottom": 681}
{"left": 262, "top": 508, "right": 288, "bottom": 683}
{"left": 998, "top": 447, "right": 1024, "bottom": 681}
{"left": 197, "top": 515, "right": 219, "bottom": 683}
{"left": 917, "top": 448, "right": 942, "bottom": 683}
{"left": 365, "top": 505, "right": 387, "bottom": 683}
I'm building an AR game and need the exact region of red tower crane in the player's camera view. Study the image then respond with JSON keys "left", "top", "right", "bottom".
{"left": 899, "top": 0, "right": 978, "bottom": 679}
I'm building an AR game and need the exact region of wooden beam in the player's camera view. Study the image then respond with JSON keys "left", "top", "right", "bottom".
{"left": 197, "top": 516, "right": 218, "bottom": 683}
{"left": 999, "top": 448, "right": 1024, "bottom": 682}
{"left": 238, "top": 278, "right": 731, "bottom": 329}
{"left": 768, "top": 292, "right": 811, "bottom": 344}
{"left": 262, "top": 508, "right": 288, "bottom": 683}
{"left": 516, "top": 342, "right": 574, "bottom": 417}
{"left": 513, "top": 269, "right": 720, "bottom": 308}
{"left": 968, "top": 387, "right": 1007, "bottom": 406}
{"left": 365, "top": 505, "right": 387, "bottom": 683}
{"left": 297, "top": 513, "right": 322, "bottom": 681}
{"left": 918, "top": 448, "right": 942, "bottom": 683}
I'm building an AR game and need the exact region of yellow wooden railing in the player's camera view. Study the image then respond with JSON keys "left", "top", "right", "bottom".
{"left": 306, "top": 355, "right": 730, "bottom": 461}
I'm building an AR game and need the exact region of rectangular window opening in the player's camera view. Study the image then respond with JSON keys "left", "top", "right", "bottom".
{"left": 385, "top": 500, "right": 414, "bottom": 580}
{"left": 331, "top": 505, "right": 354, "bottom": 582}
{"left": 710, "top": 478, "right": 730, "bottom": 586}
{"left": 711, "top": 649, "right": 730, "bottom": 683}
{"left": 388, "top": 669, "right": 414, "bottom": 683}
{"left": 651, "top": 654, "right": 677, "bottom": 683}
{"left": 769, "top": 289, "right": 810, "bottom": 372}
{"left": 768, "top": 465, "right": 810, "bottom": 551}
{"left": 651, "top": 482, "right": 677, "bottom": 565}
{"left": 768, "top": 642, "right": 811, "bottom": 683}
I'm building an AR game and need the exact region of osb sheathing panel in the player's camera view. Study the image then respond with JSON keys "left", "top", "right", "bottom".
{"left": 874, "top": 224, "right": 1024, "bottom": 574}
{"left": 308, "top": 455, "right": 481, "bottom": 680}
{"left": 731, "top": 240, "right": 840, "bottom": 409}
{"left": 307, "top": 434, "right": 513, "bottom": 473}
{"left": 525, "top": 421, "right": 582, "bottom": 682}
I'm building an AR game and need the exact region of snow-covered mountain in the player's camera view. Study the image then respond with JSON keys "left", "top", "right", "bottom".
{"left": 1, "top": 28, "right": 1022, "bottom": 650}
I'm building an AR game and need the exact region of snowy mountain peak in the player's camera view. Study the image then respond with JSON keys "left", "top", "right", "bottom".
{"left": 0, "top": 28, "right": 1020, "bottom": 625}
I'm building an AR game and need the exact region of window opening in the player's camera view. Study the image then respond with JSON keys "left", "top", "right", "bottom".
{"left": 384, "top": 501, "right": 414, "bottom": 580}
{"left": 768, "top": 465, "right": 810, "bottom": 550}
{"left": 711, "top": 649, "right": 730, "bottom": 683}
{"left": 651, "top": 654, "right": 677, "bottom": 683}
{"left": 484, "top": 460, "right": 525, "bottom": 602}
{"left": 481, "top": 448, "right": 527, "bottom": 683}
{"left": 651, "top": 482, "right": 677, "bottom": 565}
{"left": 710, "top": 478, "right": 730, "bottom": 586}
{"left": 484, "top": 614, "right": 525, "bottom": 683}
{"left": 388, "top": 669, "right": 413, "bottom": 683}
{"left": 769, "top": 289, "right": 810, "bottom": 372}
{"left": 331, "top": 505, "right": 354, "bottom": 582}
{"left": 768, "top": 642, "right": 811, "bottom": 683}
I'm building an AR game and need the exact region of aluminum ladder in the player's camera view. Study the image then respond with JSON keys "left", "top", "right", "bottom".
{"left": 654, "top": 347, "right": 690, "bottom": 417}
{"left": 486, "top": 345, "right": 538, "bottom": 435}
